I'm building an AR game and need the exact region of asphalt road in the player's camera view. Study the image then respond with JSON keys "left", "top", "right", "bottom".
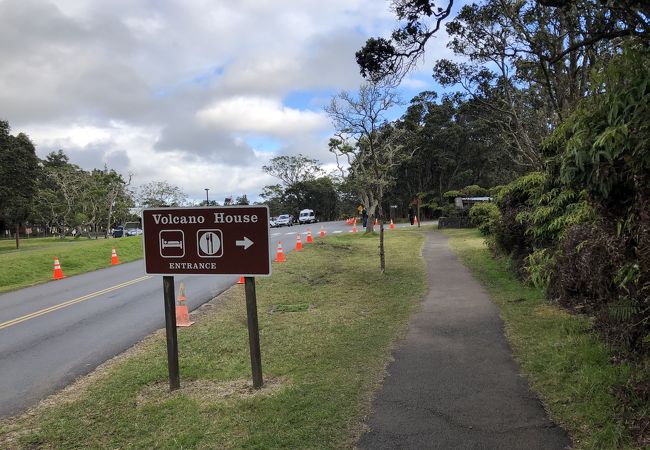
{"left": 0, "top": 219, "right": 417, "bottom": 417}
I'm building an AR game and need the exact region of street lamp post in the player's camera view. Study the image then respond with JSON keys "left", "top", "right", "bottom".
{"left": 205, "top": 188, "right": 209, "bottom": 205}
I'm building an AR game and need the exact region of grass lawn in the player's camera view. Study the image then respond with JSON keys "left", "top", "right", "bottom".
{"left": 0, "top": 237, "right": 144, "bottom": 293}
{"left": 443, "top": 229, "right": 647, "bottom": 450}
{"left": 0, "top": 229, "right": 427, "bottom": 449}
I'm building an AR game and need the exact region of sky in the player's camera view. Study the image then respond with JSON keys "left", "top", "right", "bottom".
{"left": 0, "top": 0, "right": 464, "bottom": 203}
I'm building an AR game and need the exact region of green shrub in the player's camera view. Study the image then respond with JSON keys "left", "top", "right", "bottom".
{"left": 543, "top": 48, "right": 650, "bottom": 355}
{"left": 553, "top": 48, "right": 650, "bottom": 221}
{"left": 490, "top": 172, "right": 545, "bottom": 267}
{"left": 461, "top": 184, "right": 489, "bottom": 197}
{"left": 439, "top": 204, "right": 468, "bottom": 218}
{"left": 489, "top": 185, "right": 506, "bottom": 196}
{"left": 518, "top": 188, "right": 596, "bottom": 247}
{"left": 524, "top": 248, "right": 556, "bottom": 290}
{"left": 442, "top": 190, "right": 462, "bottom": 201}
{"left": 469, "top": 202, "right": 500, "bottom": 236}
{"left": 443, "top": 185, "right": 490, "bottom": 199}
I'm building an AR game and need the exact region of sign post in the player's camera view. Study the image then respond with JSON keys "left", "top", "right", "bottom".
{"left": 412, "top": 196, "right": 421, "bottom": 228}
{"left": 142, "top": 206, "right": 271, "bottom": 390}
{"left": 244, "top": 277, "right": 263, "bottom": 388}
{"left": 162, "top": 276, "right": 180, "bottom": 390}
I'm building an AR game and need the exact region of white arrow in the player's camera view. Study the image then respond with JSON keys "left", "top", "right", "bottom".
{"left": 236, "top": 237, "right": 254, "bottom": 250}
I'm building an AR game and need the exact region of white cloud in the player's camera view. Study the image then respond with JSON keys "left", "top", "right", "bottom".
{"left": 196, "top": 97, "right": 329, "bottom": 137}
{"left": 0, "top": 0, "right": 455, "bottom": 201}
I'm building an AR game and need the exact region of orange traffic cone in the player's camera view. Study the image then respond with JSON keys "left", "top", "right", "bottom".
{"left": 352, "top": 219, "right": 358, "bottom": 233}
{"left": 176, "top": 304, "right": 194, "bottom": 327}
{"left": 306, "top": 227, "right": 313, "bottom": 243}
{"left": 374, "top": 217, "right": 379, "bottom": 226}
{"left": 111, "top": 247, "right": 120, "bottom": 265}
{"left": 52, "top": 257, "right": 65, "bottom": 280}
{"left": 390, "top": 219, "right": 395, "bottom": 230}
{"left": 415, "top": 215, "right": 420, "bottom": 226}
{"left": 178, "top": 281, "right": 187, "bottom": 302}
{"left": 274, "top": 241, "right": 286, "bottom": 262}
{"left": 237, "top": 276, "right": 245, "bottom": 284}
{"left": 295, "top": 234, "right": 303, "bottom": 251}
{"left": 176, "top": 283, "right": 194, "bottom": 327}
{"left": 320, "top": 225, "right": 325, "bottom": 238}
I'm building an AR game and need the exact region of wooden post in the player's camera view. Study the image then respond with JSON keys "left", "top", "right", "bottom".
{"left": 244, "top": 276, "right": 263, "bottom": 388}
{"left": 163, "top": 276, "right": 180, "bottom": 391}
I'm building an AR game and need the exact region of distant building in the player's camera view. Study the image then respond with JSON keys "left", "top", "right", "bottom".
{"left": 454, "top": 196, "right": 492, "bottom": 209}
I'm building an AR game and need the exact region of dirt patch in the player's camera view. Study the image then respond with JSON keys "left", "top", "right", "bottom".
{"left": 269, "top": 303, "right": 314, "bottom": 314}
{"left": 285, "top": 268, "right": 343, "bottom": 286}
{"left": 136, "top": 376, "right": 289, "bottom": 407}
{"left": 321, "top": 242, "right": 353, "bottom": 252}
{"left": 534, "top": 305, "right": 569, "bottom": 318}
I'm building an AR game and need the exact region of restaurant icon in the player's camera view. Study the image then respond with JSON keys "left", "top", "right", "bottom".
{"left": 197, "top": 230, "right": 223, "bottom": 258}
{"left": 160, "top": 230, "right": 185, "bottom": 258}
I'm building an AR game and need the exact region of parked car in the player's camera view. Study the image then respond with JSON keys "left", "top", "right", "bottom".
{"left": 275, "top": 214, "right": 293, "bottom": 227}
{"left": 112, "top": 225, "right": 125, "bottom": 238}
{"left": 123, "top": 221, "right": 142, "bottom": 237}
{"left": 126, "top": 227, "right": 143, "bottom": 236}
{"left": 270, "top": 217, "right": 278, "bottom": 228}
{"left": 298, "top": 209, "right": 317, "bottom": 224}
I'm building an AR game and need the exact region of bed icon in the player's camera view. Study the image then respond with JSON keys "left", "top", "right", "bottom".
{"left": 159, "top": 230, "right": 185, "bottom": 258}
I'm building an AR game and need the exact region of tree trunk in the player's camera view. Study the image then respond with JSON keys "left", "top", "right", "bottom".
{"left": 379, "top": 219, "right": 385, "bottom": 273}
{"left": 378, "top": 204, "right": 386, "bottom": 273}
{"left": 366, "top": 214, "right": 375, "bottom": 233}
{"left": 106, "top": 195, "right": 115, "bottom": 239}
{"left": 363, "top": 197, "right": 379, "bottom": 234}
{"left": 15, "top": 224, "right": 20, "bottom": 250}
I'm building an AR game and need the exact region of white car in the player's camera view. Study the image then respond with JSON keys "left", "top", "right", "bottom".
{"left": 298, "top": 209, "right": 317, "bottom": 224}
{"left": 269, "top": 217, "right": 278, "bottom": 228}
{"left": 275, "top": 214, "right": 293, "bottom": 227}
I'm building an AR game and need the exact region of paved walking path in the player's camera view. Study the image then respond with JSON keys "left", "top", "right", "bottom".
{"left": 359, "top": 232, "right": 571, "bottom": 450}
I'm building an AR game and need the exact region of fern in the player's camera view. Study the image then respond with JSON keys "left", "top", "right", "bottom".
{"left": 608, "top": 299, "right": 638, "bottom": 322}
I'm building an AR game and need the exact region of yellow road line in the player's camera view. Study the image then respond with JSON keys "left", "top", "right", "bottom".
{"left": 0, "top": 276, "right": 152, "bottom": 331}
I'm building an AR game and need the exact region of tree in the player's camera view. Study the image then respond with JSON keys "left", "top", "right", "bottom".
{"left": 33, "top": 151, "right": 89, "bottom": 236}
{"left": 537, "top": 1, "right": 649, "bottom": 57}
{"left": 0, "top": 121, "right": 41, "bottom": 248}
{"left": 427, "top": 1, "right": 617, "bottom": 168}
{"left": 356, "top": 0, "right": 454, "bottom": 81}
{"left": 387, "top": 91, "right": 519, "bottom": 212}
{"left": 92, "top": 168, "right": 132, "bottom": 237}
{"left": 259, "top": 184, "right": 285, "bottom": 216}
{"left": 283, "top": 177, "right": 340, "bottom": 221}
{"left": 136, "top": 181, "right": 187, "bottom": 208}
{"left": 39, "top": 161, "right": 91, "bottom": 236}
{"left": 357, "top": 1, "right": 650, "bottom": 171}
{"left": 357, "top": 0, "right": 648, "bottom": 83}
{"left": 326, "top": 81, "right": 414, "bottom": 272}
{"left": 260, "top": 155, "right": 332, "bottom": 216}
{"left": 236, "top": 194, "right": 250, "bottom": 205}
{"left": 43, "top": 149, "right": 69, "bottom": 168}
{"left": 262, "top": 154, "right": 324, "bottom": 188}
{"left": 197, "top": 199, "right": 219, "bottom": 206}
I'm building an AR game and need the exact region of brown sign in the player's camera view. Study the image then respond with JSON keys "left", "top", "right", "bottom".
{"left": 142, "top": 206, "right": 271, "bottom": 276}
